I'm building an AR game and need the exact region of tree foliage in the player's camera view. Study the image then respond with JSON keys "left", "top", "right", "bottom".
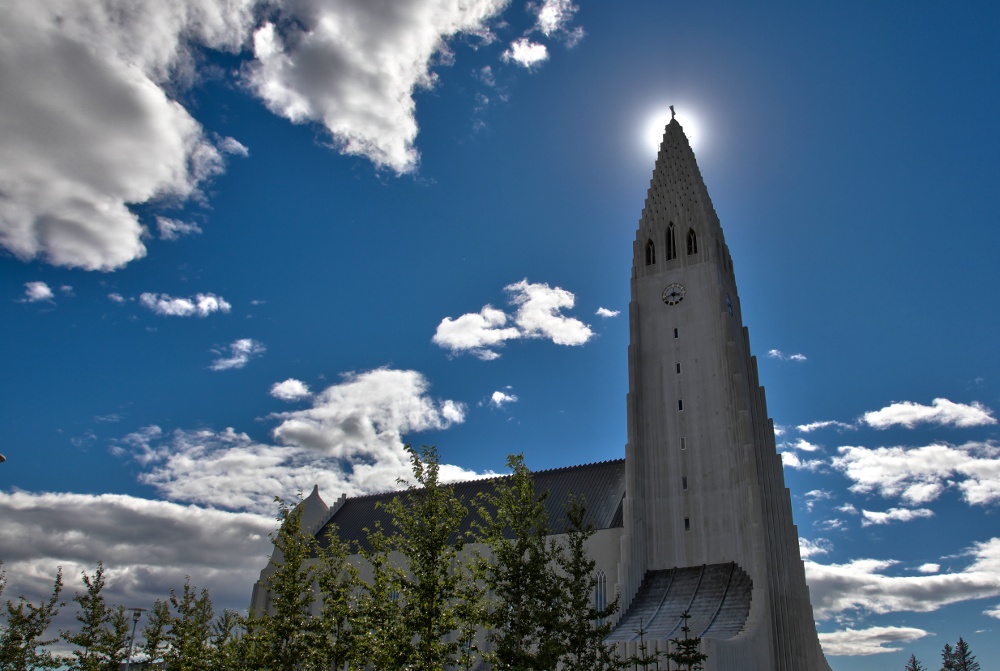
{"left": 666, "top": 610, "right": 707, "bottom": 671}
{"left": 0, "top": 567, "right": 63, "bottom": 671}
{"left": 904, "top": 653, "right": 926, "bottom": 671}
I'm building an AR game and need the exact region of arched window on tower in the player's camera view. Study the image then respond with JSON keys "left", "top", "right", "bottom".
{"left": 666, "top": 223, "right": 677, "bottom": 260}
{"left": 687, "top": 228, "right": 698, "bottom": 255}
{"left": 645, "top": 239, "right": 656, "bottom": 266}
{"left": 594, "top": 570, "right": 608, "bottom": 625}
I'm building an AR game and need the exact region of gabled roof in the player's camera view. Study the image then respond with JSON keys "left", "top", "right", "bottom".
{"left": 315, "top": 459, "right": 626, "bottom": 552}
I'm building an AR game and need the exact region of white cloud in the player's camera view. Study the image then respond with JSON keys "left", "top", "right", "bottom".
{"left": 596, "top": 307, "right": 619, "bottom": 318}
{"left": 501, "top": 38, "right": 549, "bottom": 68}
{"left": 779, "top": 451, "right": 823, "bottom": 471}
{"left": 799, "top": 537, "right": 833, "bottom": 559}
{"left": 783, "top": 438, "right": 822, "bottom": 453}
{"left": 0, "top": 0, "right": 510, "bottom": 270}
{"left": 433, "top": 280, "right": 593, "bottom": 359}
{"left": 139, "top": 292, "right": 231, "bottom": 317}
{"left": 108, "top": 292, "right": 126, "bottom": 304}
{"left": 534, "top": 0, "right": 577, "bottom": 36}
{"left": 860, "top": 507, "right": 934, "bottom": 527}
{"left": 831, "top": 440, "right": 1000, "bottom": 506}
{"left": 0, "top": 0, "right": 252, "bottom": 270}
{"left": 120, "top": 369, "right": 473, "bottom": 512}
{"left": 247, "top": 0, "right": 508, "bottom": 174}
{"left": 21, "top": 281, "right": 54, "bottom": 303}
{"left": 433, "top": 305, "right": 521, "bottom": 360}
{"left": 0, "top": 490, "right": 274, "bottom": 621}
{"left": 985, "top": 604, "right": 1000, "bottom": 620}
{"left": 490, "top": 390, "right": 518, "bottom": 408}
{"left": 917, "top": 563, "right": 940, "bottom": 574}
{"left": 862, "top": 398, "right": 996, "bottom": 429}
{"left": 797, "top": 420, "right": 856, "bottom": 433}
{"left": 210, "top": 338, "right": 265, "bottom": 370}
{"left": 270, "top": 378, "right": 312, "bottom": 402}
{"left": 156, "top": 217, "right": 203, "bottom": 240}
{"left": 805, "top": 537, "right": 1000, "bottom": 621}
{"left": 767, "top": 349, "right": 807, "bottom": 362}
{"left": 817, "top": 626, "right": 930, "bottom": 656}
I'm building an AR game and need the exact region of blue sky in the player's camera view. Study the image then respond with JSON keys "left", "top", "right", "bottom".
{"left": 2, "top": 1, "right": 999, "bottom": 668}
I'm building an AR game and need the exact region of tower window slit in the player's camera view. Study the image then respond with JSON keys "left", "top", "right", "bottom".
{"left": 666, "top": 223, "right": 677, "bottom": 260}
{"left": 687, "top": 228, "right": 698, "bottom": 255}
{"left": 645, "top": 238, "right": 656, "bottom": 266}
{"left": 682, "top": 476, "right": 688, "bottom": 490}
{"left": 673, "top": 328, "right": 678, "bottom": 339}
{"left": 684, "top": 517, "right": 691, "bottom": 531}
{"left": 680, "top": 437, "right": 686, "bottom": 450}
{"left": 676, "top": 362, "right": 681, "bottom": 374}
{"left": 678, "top": 399, "right": 683, "bottom": 411}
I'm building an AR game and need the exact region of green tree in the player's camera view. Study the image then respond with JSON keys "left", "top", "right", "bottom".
{"left": 139, "top": 598, "right": 171, "bottom": 666}
{"left": 208, "top": 609, "right": 244, "bottom": 671}
{"left": 556, "top": 496, "right": 623, "bottom": 671}
{"left": 951, "top": 638, "right": 980, "bottom": 671}
{"left": 626, "top": 618, "right": 661, "bottom": 671}
{"left": 666, "top": 610, "right": 707, "bottom": 671}
{"left": 381, "top": 445, "right": 483, "bottom": 671}
{"left": 61, "top": 562, "right": 129, "bottom": 671}
{"left": 941, "top": 642, "right": 957, "bottom": 671}
{"left": 904, "top": 653, "right": 926, "bottom": 671}
{"left": 307, "top": 525, "right": 359, "bottom": 671}
{"left": 0, "top": 568, "right": 64, "bottom": 671}
{"left": 258, "top": 498, "right": 319, "bottom": 671}
{"left": 164, "top": 579, "right": 215, "bottom": 671}
{"left": 476, "top": 453, "right": 562, "bottom": 671}
{"left": 354, "top": 524, "right": 410, "bottom": 671}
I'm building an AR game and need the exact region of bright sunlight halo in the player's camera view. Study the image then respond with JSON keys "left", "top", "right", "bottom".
{"left": 643, "top": 107, "right": 703, "bottom": 155}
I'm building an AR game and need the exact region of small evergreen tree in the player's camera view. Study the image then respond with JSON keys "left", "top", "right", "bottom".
{"left": 941, "top": 642, "right": 957, "bottom": 671}
{"left": 163, "top": 578, "right": 215, "bottom": 671}
{"left": 259, "top": 499, "right": 318, "bottom": 671}
{"left": 381, "top": 445, "right": 482, "bottom": 671}
{"left": 626, "top": 618, "right": 661, "bottom": 671}
{"left": 476, "top": 454, "right": 563, "bottom": 671}
{"left": 556, "top": 496, "right": 624, "bottom": 671}
{"left": 139, "top": 598, "right": 171, "bottom": 666}
{"left": 951, "top": 638, "right": 980, "bottom": 671}
{"left": 666, "top": 610, "right": 707, "bottom": 671}
{"left": 61, "top": 562, "right": 129, "bottom": 671}
{"left": 0, "top": 567, "right": 64, "bottom": 671}
{"left": 904, "top": 653, "right": 926, "bottom": 671}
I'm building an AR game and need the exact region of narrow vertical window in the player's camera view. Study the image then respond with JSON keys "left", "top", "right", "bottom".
{"left": 594, "top": 570, "right": 607, "bottom": 625}
{"left": 676, "top": 362, "right": 681, "bottom": 374}
{"left": 680, "top": 437, "right": 687, "bottom": 450}
{"left": 666, "top": 223, "right": 677, "bottom": 260}
{"left": 684, "top": 517, "right": 691, "bottom": 531}
{"left": 673, "top": 328, "right": 679, "bottom": 339}
{"left": 687, "top": 228, "right": 698, "bottom": 255}
{"left": 678, "top": 399, "right": 683, "bottom": 411}
{"left": 682, "top": 476, "right": 688, "bottom": 490}
{"left": 645, "top": 238, "right": 656, "bottom": 266}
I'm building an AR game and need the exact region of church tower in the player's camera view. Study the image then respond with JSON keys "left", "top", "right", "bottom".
{"left": 613, "top": 116, "right": 830, "bottom": 670}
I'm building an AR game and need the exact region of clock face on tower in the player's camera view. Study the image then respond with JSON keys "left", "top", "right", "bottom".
{"left": 662, "top": 283, "right": 686, "bottom": 305}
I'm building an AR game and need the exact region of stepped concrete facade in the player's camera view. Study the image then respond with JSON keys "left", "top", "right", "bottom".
{"left": 253, "top": 116, "right": 831, "bottom": 671}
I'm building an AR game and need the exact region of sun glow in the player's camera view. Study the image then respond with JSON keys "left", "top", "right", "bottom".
{"left": 642, "top": 106, "right": 703, "bottom": 155}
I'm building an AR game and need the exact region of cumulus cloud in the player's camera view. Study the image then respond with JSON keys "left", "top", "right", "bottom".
{"left": 501, "top": 38, "right": 549, "bottom": 68}
{"left": 270, "top": 378, "right": 312, "bottom": 402}
{"left": 917, "top": 563, "right": 940, "bottom": 574}
{"left": 862, "top": 398, "right": 996, "bottom": 429}
{"left": 783, "top": 438, "right": 822, "bottom": 453}
{"left": 140, "top": 292, "right": 231, "bottom": 317}
{"left": 0, "top": 0, "right": 253, "bottom": 270}
{"left": 805, "top": 537, "right": 1000, "bottom": 620}
{"left": 596, "top": 307, "right": 619, "bottom": 318}
{"left": 21, "top": 281, "right": 54, "bottom": 303}
{"left": 433, "top": 280, "right": 593, "bottom": 360}
{"left": 831, "top": 440, "right": 1000, "bottom": 506}
{"left": 779, "top": 451, "right": 823, "bottom": 471}
{"left": 247, "top": 0, "right": 508, "bottom": 174}
{"left": 108, "top": 292, "right": 126, "bottom": 304}
{"left": 0, "top": 0, "right": 511, "bottom": 270}
{"left": 767, "top": 349, "right": 807, "bottom": 362}
{"left": 119, "top": 369, "right": 473, "bottom": 512}
{"left": 860, "top": 507, "right": 934, "bottom": 527}
{"left": 490, "top": 390, "right": 518, "bottom": 408}
{"left": 210, "top": 338, "right": 265, "bottom": 370}
{"left": 817, "top": 626, "right": 930, "bottom": 656}
{"left": 156, "top": 217, "right": 203, "bottom": 240}
{"left": 0, "top": 490, "right": 274, "bottom": 622}
{"left": 799, "top": 537, "right": 833, "bottom": 559}
{"left": 797, "top": 420, "right": 856, "bottom": 433}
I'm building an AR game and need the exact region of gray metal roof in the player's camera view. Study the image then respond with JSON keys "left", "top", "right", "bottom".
{"left": 316, "top": 458, "right": 626, "bottom": 552}
{"left": 606, "top": 563, "right": 752, "bottom": 642}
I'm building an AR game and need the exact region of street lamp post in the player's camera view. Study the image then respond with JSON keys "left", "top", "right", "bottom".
{"left": 125, "top": 607, "right": 146, "bottom": 671}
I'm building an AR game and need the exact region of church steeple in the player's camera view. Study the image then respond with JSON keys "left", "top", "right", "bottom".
{"left": 616, "top": 115, "right": 830, "bottom": 670}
